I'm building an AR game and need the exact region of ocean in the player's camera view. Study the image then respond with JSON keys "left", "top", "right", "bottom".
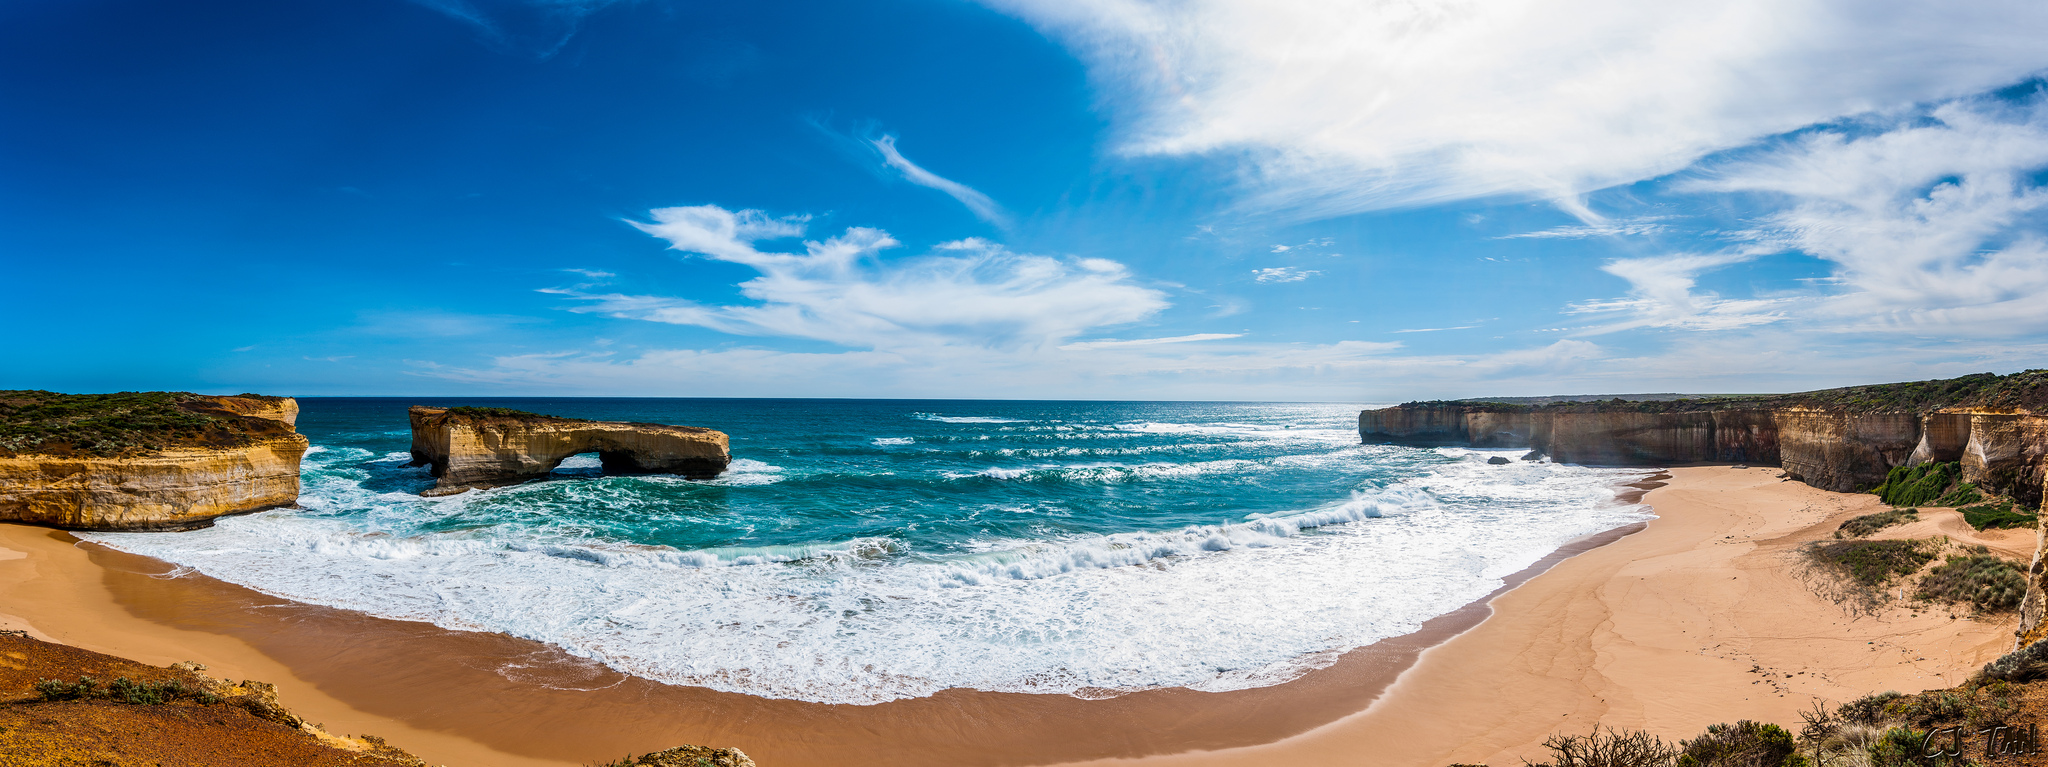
{"left": 86, "top": 398, "right": 1651, "bottom": 705}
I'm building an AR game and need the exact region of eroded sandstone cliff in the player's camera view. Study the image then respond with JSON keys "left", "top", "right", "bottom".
{"left": 1360, "top": 371, "right": 2048, "bottom": 505}
{"left": 0, "top": 393, "right": 306, "bottom": 530}
{"left": 408, "top": 406, "right": 729, "bottom": 495}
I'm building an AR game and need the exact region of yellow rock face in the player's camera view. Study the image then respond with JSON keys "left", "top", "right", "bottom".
{"left": 0, "top": 398, "right": 308, "bottom": 531}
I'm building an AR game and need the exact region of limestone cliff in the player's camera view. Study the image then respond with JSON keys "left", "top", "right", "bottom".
{"left": 408, "top": 406, "right": 729, "bottom": 495}
{"left": 1360, "top": 371, "right": 2048, "bottom": 505}
{"left": 0, "top": 393, "right": 306, "bottom": 530}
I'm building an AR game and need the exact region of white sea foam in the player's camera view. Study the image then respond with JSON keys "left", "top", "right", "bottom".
{"left": 873, "top": 437, "right": 915, "bottom": 446}
{"left": 913, "top": 413, "right": 1030, "bottom": 423}
{"left": 85, "top": 442, "right": 1650, "bottom": 706}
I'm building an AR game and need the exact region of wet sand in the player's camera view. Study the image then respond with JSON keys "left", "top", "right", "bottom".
{"left": 0, "top": 465, "right": 2016, "bottom": 766}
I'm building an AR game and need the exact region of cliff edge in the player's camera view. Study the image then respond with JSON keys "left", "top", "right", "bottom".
{"left": 0, "top": 391, "right": 308, "bottom": 530}
{"left": 408, "top": 406, "right": 729, "bottom": 496}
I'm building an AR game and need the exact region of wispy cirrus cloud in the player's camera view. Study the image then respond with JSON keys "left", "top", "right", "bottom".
{"left": 982, "top": 0, "right": 2048, "bottom": 217}
{"left": 1562, "top": 88, "right": 2048, "bottom": 338}
{"left": 1497, "top": 219, "right": 1669, "bottom": 239}
{"left": 406, "top": 0, "right": 629, "bottom": 58}
{"left": 1059, "top": 333, "right": 1242, "bottom": 350}
{"left": 871, "top": 135, "right": 1013, "bottom": 227}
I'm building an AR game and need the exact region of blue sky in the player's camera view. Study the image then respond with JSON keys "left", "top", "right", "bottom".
{"left": 6, "top": 0, "right": 2048, "bottom": 401}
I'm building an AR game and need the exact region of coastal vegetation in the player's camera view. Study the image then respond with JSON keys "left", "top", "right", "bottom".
{"left": 1407, "top": 369, "right": 2048, "bottom": 415}
{"left": 1961, "top": 500, "right": 2038, "bottom": 531}
{"left": 1916, "top": 551, "right": 2029, "bottom": 611}
{"left": 1835, "top": 509, "right": 1919, "bottom": 539}
{"left": 440, "top": 405, "right": 586, "bottom": 420}
{"left": 0, "top": 390, "right": 289, "bottom": 458}
{"left": 1805, "top": 539, "right": 1935, "bottom": 589}
{"left": 1524, "top": 641, "right": 2048, "bottom": 767}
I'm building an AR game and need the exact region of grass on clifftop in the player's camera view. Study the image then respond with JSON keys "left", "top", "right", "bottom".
{"left": 1396, "top": 369, "right": 2048, "bottom": 415}
{"left": 438, "top": 406, "right": 591, "bottom": 422}
{"left": 0, "top": 391, "right": 287, "bottom": 458}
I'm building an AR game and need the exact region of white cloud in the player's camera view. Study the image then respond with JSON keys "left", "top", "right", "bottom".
{"left": 1681, "top": 94, "right": 2048, "bottom": 335}
{"left": 1253, "top": 266, "right": 1320, "bottom": 283}
{"left": 1391, "top": 326, "right": 1476, "bottom": 334}
{"left": 983, "top": 0, "right": 2048, "bottom": 216}
{"left": 1059, "top": 333, "right": 1243, "bottom": 350}
{"left": 1497, "top": 220, "right": 1669, "bottom": 239}
{"left": 872, "top": 135, "right": 1013, "bottom": 227}
{"left": 552, "top": 205, "right": 1167, "bottom": 350}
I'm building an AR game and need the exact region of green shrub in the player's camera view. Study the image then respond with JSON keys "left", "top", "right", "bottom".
{"left": 1917, "top": 554, "right": 2027, "bottom": 611}
{"left": 1676, "top": 721, "right": 1803, "bottom": 767}
{"left": 1873, "top": 463, "right": 1959, "bottom": 507}
{"left": 1959, "top": 501, "right": 2036, "bottom": 531}
{"left": 1837, "top": 509, "right": 1918, "bottom": 538}
{"left": 1807, "top": 539, "right": 1935, "bottom": 587}
{"left": 1934, "top": 483, "right": 1983, "bottom": 507}
{"left": 1980, "top": 640, "right": 2048, "bottom": 683}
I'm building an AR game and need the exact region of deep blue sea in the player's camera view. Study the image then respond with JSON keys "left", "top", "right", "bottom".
{"left": 89, "top": 398, "right": 1650, "bottom": 704}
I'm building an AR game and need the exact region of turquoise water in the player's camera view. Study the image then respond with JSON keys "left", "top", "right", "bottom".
{"left": 90, "top": 398, "right": 1650, "bottom": 704}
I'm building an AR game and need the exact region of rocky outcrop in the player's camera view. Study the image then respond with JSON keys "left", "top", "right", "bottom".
{"left": 0, "top": 395, "right": 306, "bottom": 531}
{"left": 408, "top": 407, "right": 729, "bottom": 495}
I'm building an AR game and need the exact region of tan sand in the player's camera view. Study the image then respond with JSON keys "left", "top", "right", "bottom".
{"left": 0, "top": 465, "right": 2020, "bottom": 767}
{"left": 1048, "top": 465, "right": 2029, "bottom": 767}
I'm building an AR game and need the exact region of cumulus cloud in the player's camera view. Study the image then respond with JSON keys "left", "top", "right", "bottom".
{"left": 982, "top": 0, "right": 2048, "bottom": 216}
{"left": 1252, "top": 266, "right": 1320, "bottom": 283}
{"left": 548, "top": 205, "right": 1166, "bottom": 350}
{"left": 872, "top": 135, "right": 1013, "bottom": 227}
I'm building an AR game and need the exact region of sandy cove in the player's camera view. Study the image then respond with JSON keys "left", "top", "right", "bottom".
{"left": 1053, "top": 464, "right": 2033, "bottom": 767}
{"left": 0, "top": 465, "right": 2030, "bottom": 766}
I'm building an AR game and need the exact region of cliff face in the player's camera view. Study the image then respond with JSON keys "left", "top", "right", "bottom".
{"left": 0, "top": 396, "right": 306, "bottom": 531}
{"left": 408, "top": 406, "right": 729, "bottom": 495}
{"left": 1360, "top": 404, "right": 2048, "bottom": 503}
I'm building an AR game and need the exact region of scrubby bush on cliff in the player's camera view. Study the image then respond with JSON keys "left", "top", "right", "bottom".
{"left": 1837, "top": 509, "right": 1918, "bottom": 539}
{"left": 1934, "top": 483, "right": 1983, "bottom": 507}
{"left": 33, "top": 675, "right": 221, "bottom": 705}
{"left": 439, "top": 406, "right": 591, "bottom": 421}
{"left": 1872, "top": 463, "right": 1960, "bottom": 508}
{"left": 1980, "top": 639, "right": 2048, "bottom": 683}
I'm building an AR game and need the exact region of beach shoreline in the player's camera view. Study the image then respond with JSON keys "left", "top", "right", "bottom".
{"left": 0, "top": 465, "right": 2019, "bottom": 766}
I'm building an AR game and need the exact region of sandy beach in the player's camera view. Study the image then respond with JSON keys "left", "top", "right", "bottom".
{"left": 0, "top": 465, "right": 2029, "bottom": 766}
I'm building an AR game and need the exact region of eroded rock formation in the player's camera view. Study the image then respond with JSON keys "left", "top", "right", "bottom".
{"left": 0, "top": 394, "right": 306, "bottom": 530}
{"left": 408, "top": 406, "right": 729, "bottom": 495}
